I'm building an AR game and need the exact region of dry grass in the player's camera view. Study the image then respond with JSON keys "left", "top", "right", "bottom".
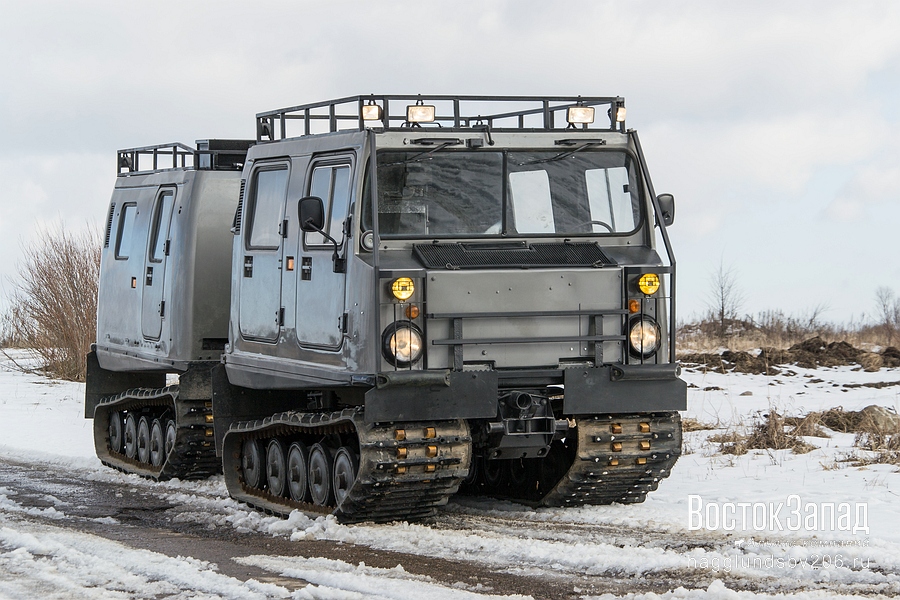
{"left": 850, "top": 407, "right": 900, "bottom": 466}
{"left": 743, "top": 411, "right": 818, "bottom": 454}
{"left": 804, "top": 407, "right": 863, "bottom": 433}
{"left": 682, "top": 418, "right": 716, "bottom": 432}
{"left": 783, "top": 413, "right": 832, "bottom": 438}
{"left": 711, "top": 411, "right": 818, "bottom": 456}
{"left": 1, "top": 225, "right": 100, "bottom": 381}
{"left": 710, "top": 406, "right": 900, "bottom": 467}
{"left": 677, "top": 309, "right": 890, "bottom": 356}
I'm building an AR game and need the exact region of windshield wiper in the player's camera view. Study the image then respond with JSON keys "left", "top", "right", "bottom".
{"left": 516, "top": 141, "right": 606, "bottom": 166}
{"left": 382, "top": 140, "right": 461, "bottom": 167}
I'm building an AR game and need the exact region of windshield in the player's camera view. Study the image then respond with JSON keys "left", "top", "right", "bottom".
{"left": 368, "top": 149, "right": 642, "bottom": 238}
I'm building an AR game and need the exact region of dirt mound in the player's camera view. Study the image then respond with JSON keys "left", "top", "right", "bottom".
{"left": 681, "top": 337, "right": 899, "bottom": 373}
{"left": 679, "top": 351, "right": 780, "bottom": 375}
{"left": 882, "top": 347, "right": 900, "bottom": 368}
{"left": 786, "top": 337, "right": 862, "bottom": 369}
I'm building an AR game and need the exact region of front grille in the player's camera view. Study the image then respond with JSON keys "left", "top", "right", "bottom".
{"left": 413, "top": 242, "right": 615, "bottom": 269}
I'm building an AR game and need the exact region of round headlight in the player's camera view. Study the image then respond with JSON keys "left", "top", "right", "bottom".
{"left": 628, "top": 317, "right": 661, "bottom": 358}
{"left": 382, "top": 322, "right": 423, "bottom": 366}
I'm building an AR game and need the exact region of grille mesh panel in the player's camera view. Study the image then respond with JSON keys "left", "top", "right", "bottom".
{"left": 413, "top": 242, "right": 615, "bottom": 269}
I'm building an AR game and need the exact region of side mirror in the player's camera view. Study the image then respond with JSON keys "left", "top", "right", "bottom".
{"left": 656, "top": 193, "right": 675, "bottom": 227}
{"left": 297, "top": 195, "right": 346, "bottom": 273}
{"left": 298, "top": 196, "right": 325, "bottom": 232}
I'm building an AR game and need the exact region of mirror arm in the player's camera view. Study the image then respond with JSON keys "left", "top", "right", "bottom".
{"left": 303, "top": 219, "right": 346, "bottom": 273}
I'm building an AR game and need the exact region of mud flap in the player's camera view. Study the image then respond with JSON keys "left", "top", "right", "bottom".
{"left": 563, "top": 365, "right": 687, "bottom": 415}
{"left": 84, "top": 350, "right": 166, "bottom": 419}
{"left": 364, "top": 370, "right": 498, "bottom": 423}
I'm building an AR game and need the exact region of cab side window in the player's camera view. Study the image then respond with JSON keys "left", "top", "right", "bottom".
{"left": 247, "top": 167, "right": 289, "bottom": 249}
{"left": 148, "top": 191, "right": 175, "bottom": 262}
{"left": 305, "top": 164, "right": 351, "bottom": 247}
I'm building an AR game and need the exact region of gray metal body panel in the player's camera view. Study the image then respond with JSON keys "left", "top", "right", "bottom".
{"left": 96, "top": 169, "right": 240, "bottom": 371}
{"left": 425, "top": 268, "right": 623, "bottom": 369}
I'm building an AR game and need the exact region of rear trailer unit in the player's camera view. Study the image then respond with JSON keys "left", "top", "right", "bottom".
{"left": 87, "top": 139, "right": 252, "bottom": 480}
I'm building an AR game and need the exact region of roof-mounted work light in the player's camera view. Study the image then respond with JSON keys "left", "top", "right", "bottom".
{"left": 566, "top": 105, "right": 595, "bottom": 125}
{"left": 362, "top": 100, "right": 383, "bottom": 121}
{"left": 407, "top": 100, "right": 435, "bottom": 123}
{"left": 615, "top": 105, "right": 627, "bottom": 123}
{"left": 258, "top": 117, "right": 273, "bottom": 140}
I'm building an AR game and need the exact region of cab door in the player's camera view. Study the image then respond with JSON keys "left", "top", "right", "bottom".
{"left": 238, "top": 162, "right": 290, "bottom": 342}
{"left": 295, "top": 158, "right": 352, "bottom": 349}
{"left": 142, "top": 187, "right": 175, "bottom": 340}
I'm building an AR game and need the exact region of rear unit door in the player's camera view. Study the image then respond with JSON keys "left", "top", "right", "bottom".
{"left": 142, "top": 187, "right": 176, "bottom": 340}
{"left": 295, "top": 158, "right": 352, "bottom": 349}
{"left": 238, "top": 162, "right": 290, "bottom": 342}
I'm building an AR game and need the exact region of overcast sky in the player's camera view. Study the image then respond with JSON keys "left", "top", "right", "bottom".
{"left": 1, "top": 0, "right": 898, "bottom": 323}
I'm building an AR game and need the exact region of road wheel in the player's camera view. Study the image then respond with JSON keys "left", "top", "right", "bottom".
{"left": 308, "top": 443, "right": 334, "bottom": 506}
{"left": 482, "top": 457, "right": 506, "bottom": 489}
{"left": 462, "top": 454, "right": 479, "bottom": 487}
{"left": 287, "top": 442, "right": 310, "bottom": 503}
{"left": 164, "top": 420, "right": 177, "bottom": 456}
{"left": 241, "top": 438, "right": 265, "bottom": 489}
{"left": 137, "top": 417, "right": 151, "bottom": 464}
{"left": 508, "top": 458, "right": 528, "bottom": 487}
{"left": 266, "top": 438, "right": 287, "bottom": 497}
{"left": 332, "top": 447, "right": 358, "bottom": 506}
{"left": 109, "top": 411, "right": 123, "bottom": 454}
{"left": 124, "top": 413, "right": 138, "bottom": 459}
{"left": 149, "top": 419, "right": 165, "bottom": 467}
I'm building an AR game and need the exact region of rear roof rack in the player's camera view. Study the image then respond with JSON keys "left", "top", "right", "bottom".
{"left": 117, "top": 139, "right": 254, "bottom": 175}
{"left": 255, "top": 95, "right": 626, "bottom": 142}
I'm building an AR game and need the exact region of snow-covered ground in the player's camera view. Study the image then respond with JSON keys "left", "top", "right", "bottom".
{"left": 0, "top": 352, "right": 899, "bottom": 599}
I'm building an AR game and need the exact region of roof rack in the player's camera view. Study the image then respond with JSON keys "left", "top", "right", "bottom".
{"left": 255, "top": 95, "right": 626, "bottom": 142}
{"left": 117, "top": 139, "right": 253, "bottom": 175}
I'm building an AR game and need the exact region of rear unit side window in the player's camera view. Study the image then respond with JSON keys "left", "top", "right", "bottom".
{"left": 148, "top": 190, "right": 175, "bottom": 262}
{"left": 247, "top": 166, "right": 289, "bottom": 249}
{"left": 305, "top": 163, "right": 352, "bottom": 247}
{"left": 115, "top": 204, "right": 138, "bottom": 260}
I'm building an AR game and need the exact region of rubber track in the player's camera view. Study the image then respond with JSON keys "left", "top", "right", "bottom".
{"left": 540, "top": 411, "right": 682, "bottom": 506}
{"left": 93, "top": 385, "right": 220, "bottom": 481}
{"left": 222, "top": 408, "right": 471, "bottom": 524}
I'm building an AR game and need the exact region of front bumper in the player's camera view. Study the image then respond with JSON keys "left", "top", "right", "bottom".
{"left": 363, "top": 365, "right": 686, "bottom": 423}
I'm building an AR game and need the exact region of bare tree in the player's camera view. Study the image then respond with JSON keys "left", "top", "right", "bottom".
{"left": 874, "top": 287, "right": 900, "bottom": 347}
{"left": 705, "top": 259, "right": 745, "bottom": 341}
{"left": 1, "top": 225, "right": 101, "bottom": 381}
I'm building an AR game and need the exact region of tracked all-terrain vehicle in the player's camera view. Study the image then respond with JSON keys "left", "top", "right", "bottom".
{"left": 86, "top": 95, "right": 686, "bottom": 523}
